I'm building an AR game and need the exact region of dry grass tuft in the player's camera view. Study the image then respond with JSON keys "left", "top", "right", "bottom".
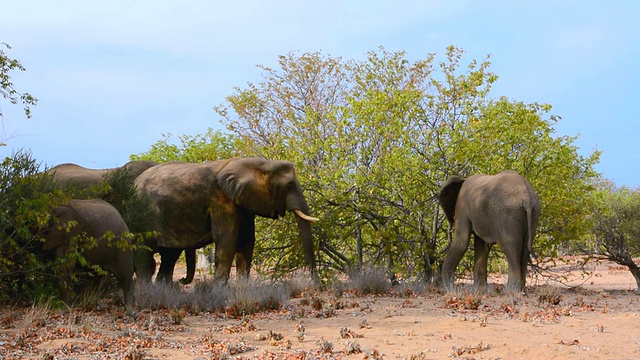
{"left": 348, "top": 266, "right": 392, "bottom": 295}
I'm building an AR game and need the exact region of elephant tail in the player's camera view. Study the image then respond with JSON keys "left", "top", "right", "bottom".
{"left": 525, "top": 204, "right": 539, "bottom": 260}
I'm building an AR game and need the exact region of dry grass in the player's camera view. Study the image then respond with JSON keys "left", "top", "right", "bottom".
{"left": 347, "top": 266, "right": 392, "bottom": 295}
{"left": 133, "top": 278, "right": 290, "bottom": 316}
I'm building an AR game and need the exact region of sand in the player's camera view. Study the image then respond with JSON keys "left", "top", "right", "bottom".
{"left": 1, "top": 257, "right": 639, "bottom": 359}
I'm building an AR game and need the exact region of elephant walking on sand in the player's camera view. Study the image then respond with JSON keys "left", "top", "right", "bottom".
{"left": 134, "top": 157, "right": 319, "bottom": 284}
{"left": 438, "top": 170, "right": 540, "bottom": 293}
{"left": 42, "top": 199, "right": 135, "bottom": 311}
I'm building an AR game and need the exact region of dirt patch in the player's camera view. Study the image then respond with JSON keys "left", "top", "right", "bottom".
{"left": 1, "top": 258, "right": 639, "bottom": 359}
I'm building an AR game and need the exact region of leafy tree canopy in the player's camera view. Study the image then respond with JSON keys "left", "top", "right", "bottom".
{"left": 0, "top": 150, "right": 69, "bottom": 303}
{"left": 136, "top": 46, "right": 601, "bottom": 281}
{"left": 0, "top": 43, "right": 37, "bottom": 122}
{"left": 591, "top": 181, "right": 640, "bottom": 290}
{"left": 131, "top": 127, "right": 248, "bottom": 163}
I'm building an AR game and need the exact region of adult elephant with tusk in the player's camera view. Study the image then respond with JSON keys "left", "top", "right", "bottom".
{"left": 134, "top": 157, "right": 319, "bottom": 284}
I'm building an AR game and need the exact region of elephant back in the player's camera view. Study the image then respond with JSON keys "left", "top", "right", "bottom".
{"left": 133, "top": 161, "right": 220, "bottom": 248}
{"left": 68, "top": 199, "right": 130, "bottom": 235}
{"left": 49, "top": 161, "right": 158, "bottom": 190}
{"left": 48, "top": 163, "right": 105, "bottom": 189}
{"left": 122, "top": 160, "right": 159, "bottom": 180}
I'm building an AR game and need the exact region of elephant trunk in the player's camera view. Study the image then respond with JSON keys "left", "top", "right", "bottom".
{"left": 295, "top": 213, "right": 318, "bottom": 281}
{"left": 287, "top": 190, "right": 318, "bottom": 281}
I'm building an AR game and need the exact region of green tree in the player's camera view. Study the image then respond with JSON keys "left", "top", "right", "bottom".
{"left": 193, "top": 46, "right": 599, "bottom": 281}
{"left": 215, "top": 51, "right": 355, "bottom": 276}
{"left": 1, "top": 43, "right": 37, "bottom": 139}
{"left": 0, "top": 151, "right": 68, "bottom": 303}
{"left": 461, "top": 98, "right": 600, "bottom": 260}
{"left": 591, "top": 181, "right": 640, "bottom": 290}
{"left": 131, "top": 128, "right": 247, "bottom": 163}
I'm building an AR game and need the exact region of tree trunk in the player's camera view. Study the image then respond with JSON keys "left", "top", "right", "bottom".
{"left": 355, "top": 187, "right": 363, "bottom": 269}
{"left": 627, "top": 261, "right": 640, "bottom": 292}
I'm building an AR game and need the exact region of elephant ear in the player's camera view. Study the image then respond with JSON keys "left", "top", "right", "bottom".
{"left": 438, "top": 176, "right": 465, "bottom": 224}
{"left": 216, "top": 159, "right": 275, "bottom": 214}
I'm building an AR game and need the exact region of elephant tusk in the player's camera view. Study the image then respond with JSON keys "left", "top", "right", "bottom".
{"left": 294, "top": 209, "right": 319, "bottom": 222}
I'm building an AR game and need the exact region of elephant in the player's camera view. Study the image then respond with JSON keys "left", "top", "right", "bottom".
{"left": 438, "top": 170, "right": 540, "bottom": 293}
{"left": 133, "top": 157, "right": 319, "bottom": 284}
{"left": 42, "top": 199, "right": 134, "bottom": 310}
{"left": 48, "top": 160, "right": 158, "bottom": 190}
{"left": 46, "top": 160, "right": 199, "bottom": 284}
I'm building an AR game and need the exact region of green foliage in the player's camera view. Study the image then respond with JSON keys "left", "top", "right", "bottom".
{"left": 0, "top": 151, "right": 156, "bottom": 305}
{"left": 0, "top": 150, "right": 68, "bottom": 303}
{"left": 99, "top": 166, "right": 157, "bottom": 236}
{"left": 591, "top": 181, "right": 640, "bottom": 265}
{"left": 210, "top": 45, "right": 600, "bottom": 282}
{"left": 0, "top": 43, "right": 37, "bottom": 129}
{"left": 131, "top": 127, "right": 248, "bottom": 163}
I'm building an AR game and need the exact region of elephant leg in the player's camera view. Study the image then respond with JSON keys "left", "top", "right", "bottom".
{"left": 133, "top": 249, "right": 156, "bottom": 283}
{"left": 116, "top": 267, "right": 135, "bottom": 312}
{"left": 472, "top": 235, "right": 491, "bottom": 291}
{"left": 519, "top": 240, "right": 531, "bottom": 293}
{"left": 156, "top": 247, "right": 182, "bottom": 283}
{"left": 179, "top": 247, "right": 197, "bottom": 285}
{"left": 235, "top": 212, "right": 256, "bottom": 279}
{"left": 212, "top": 212, "right": 240, "bottom": 284}
{"left": 504, "top": 237, "right": 525, "bottom": 293}
{"left": 442, "top": 220, "right": 472, "bottom": 292}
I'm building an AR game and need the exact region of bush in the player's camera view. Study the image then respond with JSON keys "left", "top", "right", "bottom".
{"left": 99, "top": 167, "right": 157, "bottom": 234}
{"left": 0, "top": 150, "right": 69, "bottom": 304}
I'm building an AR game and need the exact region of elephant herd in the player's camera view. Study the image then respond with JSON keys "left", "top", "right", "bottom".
{"left": 43, "top": 158, "right": 540, "bottom": 310}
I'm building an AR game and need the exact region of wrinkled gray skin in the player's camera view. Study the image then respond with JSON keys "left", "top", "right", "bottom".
{"left": 48, "top": 160, "right": 158, "bottom": 189}
{"left": 43, "top": 199, "right": 134, "bottom": 311}
{"left": 46, "top": 160, "right": 200, "bottom": 284}
{"left": 134, "top": 157, "right": 319, "bottom": 284}
{"left": 438, "top": 170, "right": 540, "bottom": 293}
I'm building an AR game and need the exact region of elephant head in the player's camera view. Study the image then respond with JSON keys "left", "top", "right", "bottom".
{"left": 133, "top": 157, "right": 319, "bottom": 284}
{"left": 438, "top": 175, "right": 465, "bottom": 225}
{"left": 216, "top": 158, "right": 318, "bottom": 275}
{"left": 217, "top": 158, "right": 318, "bottom": 221}
{"left": 438, "top": 170, "right": 540, "bottom": 293}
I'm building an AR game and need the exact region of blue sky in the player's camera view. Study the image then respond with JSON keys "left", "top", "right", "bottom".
{"left": 1, "top": 1, "right": 639, "bottom": 186}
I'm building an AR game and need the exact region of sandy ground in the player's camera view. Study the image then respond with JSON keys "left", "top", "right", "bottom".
{"left": 1, "top": 257, "right": 640, "bottom": 359}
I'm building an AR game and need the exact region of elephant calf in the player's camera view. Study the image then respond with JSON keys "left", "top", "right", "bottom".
{"left": 43, "top": 199, "right": 134, "bottom": 310}
{"left": 438, "top": 170, "right": 540, "bottom": 293}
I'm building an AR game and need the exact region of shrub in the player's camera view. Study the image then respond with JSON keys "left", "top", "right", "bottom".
{"left": 99, "top": 167, "right": 157, "bottom": 234}
{"left": 0, "top": 150, "right": 68, "bottom": 304}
